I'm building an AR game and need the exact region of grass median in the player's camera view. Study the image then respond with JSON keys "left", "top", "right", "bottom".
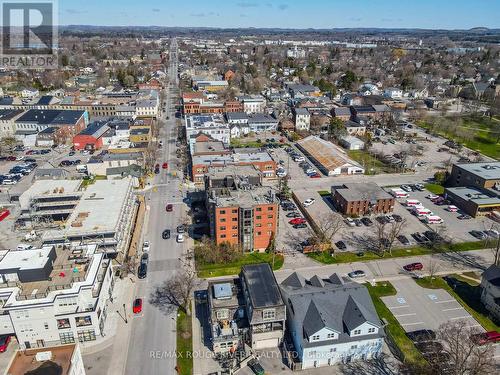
{"left": 414, "top": 275, "right": 500, "bottom": 332}
{"left": 424, "top": 183, "right": 445, "bottom": 195}
{"left": 176, "top": 309, "right": 193, "bottom": 375}
{"left": 366, "top": 282, "right": 426, "bottom": 365}
{"left": 197, "top": 252, "right": 284, "bottom": 278}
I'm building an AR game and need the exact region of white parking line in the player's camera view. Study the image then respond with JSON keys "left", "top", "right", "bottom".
{"left": 394, "top": 313, "right": 417, "bottom": 317}
{"left": 442, "top": 307, "right": 463, "bottom": 312}
{"left": 450, "top": 315, "right": 471, "bottom": 320}
{"left": 401, "top": 322, "right": 424, "bottom": 326}
{"left": 388, "top": 305, "right": 410, "bottom": 309}
{"left": 435, "top": 299, "right": 456, "bottom": 304}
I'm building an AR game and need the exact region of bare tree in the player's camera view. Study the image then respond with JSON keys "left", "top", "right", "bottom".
{"left": 385, "top": 219, "right": 407, "bottom": 255}
{"left": 427, "top": 256, "right": 440, "bottom": 284}
{"left": 308, "top": 213, "right": 344, "bottom": 252}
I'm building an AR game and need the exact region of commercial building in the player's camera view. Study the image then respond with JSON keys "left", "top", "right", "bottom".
{"left": 72, "top": 121, "right": 110, "bottom": 151}
{"left": 344, "top": 120, "right": 366, "bottom": 136}
{"left": 0, "top": 108, "right": 23, "bottom": 137}
{"left": 205, "top": 166, "right": 278, "bottom": 252}
{"left": 448, "top": 162, "right": 500, "bottom": 190}
{"left": 238, "top": 95, "right": 267, "bottom": 114}
{"left": 181, "top": 93, "right": 243, "bottom": 115}
{"left": 296, "top": 136, "right": 364, "bottom": 176}
{"left": 86, "top": 153, "right": 141, "bottom": 177}
{"left": 193, "top": 79, "right": 229, "bottom": 92}
{"left": 247, "top": 113, "right": 278, "bottom": 133}
{"left": 5, "top": 343, "right": 86, "bottom": 375}
{"left": 480, "top": 265, "right": 500, "bottom": 322}
{"left": 339, "top": 135, "right": 365, "bottom": 151}
{"left": 293, "top": 108, "right": 311, "bottom": 131}
{"left": 0, "top": 244, "right": 114, "bottom": 350}
{"left": 42, "top": 178, "right": 136, "bottom": 257}
{"left": 445, "top": 186, "right": 500, "bottom": 217}
{"left": 185, "top": 114, "right": 230, "bottom": 152}
{"left": 331, "top": 183, "right": 395, "bottom": 216}
{"left": 280, "top": 272, "right": 384, "bottom": 370}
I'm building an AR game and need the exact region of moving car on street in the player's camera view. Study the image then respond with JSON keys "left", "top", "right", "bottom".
{"left": 162, "top": 229, "right": 171, "bottom": 239}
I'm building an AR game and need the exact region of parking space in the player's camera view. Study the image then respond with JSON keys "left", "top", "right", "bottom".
{"left": 382, "top": 278, "right": 480, "bottom": 332}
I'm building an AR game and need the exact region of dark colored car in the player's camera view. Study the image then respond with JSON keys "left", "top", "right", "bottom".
{"left": 406, "top": 329, "right": 436, "bottom": 343}
{"left": 138, "top": 263, "right": 148, "bottom": 279}
{"left": 392, "top": 214, "right": 403, "bottom": 222}
{"left": 403, "top": 262, "right": 423, "bottom": 271}
{"left": 377, "top": 216, "right": 389, "bottom": 224}
{"left": 248, "top": 359, "right": 265, "bottom": 375}
{"left": 424, "top": 231, "right": 444, "bottom": 243}
{"left": 458, "top": 214, "right": 471, "bottom": 220}
{"left": 293, "top": 223, "right": 307, "bottom": 229}
{"left": 361, "top": 217, "right": 373, "bottom": 226}
{"left": 177, "top": 225, "right": 185, "bottom": 233}
{"left": 166, "top": 204, "right": 173, "bottom": 212}
{"left": 162, "top": 229, "right": 171, "bottom": 239}
{"left": 397, "top": 235, "right": 410, "bottom": 245}
{"left": 354, "top": 218, "right": 362, "bottom": 227}
{"left": 335, "top": 241, "right": 347, "bottom": 250}
{"left": 286, "top": 212, "right": 301, "bottom": 218}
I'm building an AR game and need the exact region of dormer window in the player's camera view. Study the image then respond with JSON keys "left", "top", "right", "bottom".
{"left": 368, "top": 327, "right": 376, "bottom": 333}
{"left": 327, "top": 333, "right": 335, "bottom": 339}
{"left": 312, "top": 335, "right": 320, "bottom": 341}
{"left": 353, "top": 329, "right": 361, "bottom": 335}
{"left": 262, "top": 309, "right": 276, "bottom": 320}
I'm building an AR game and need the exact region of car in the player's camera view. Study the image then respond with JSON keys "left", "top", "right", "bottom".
{"left": 345, "top": 218, "right": 356, "bottom": 227}
{"left": 484, "top": 230, "right": 499, "bottom": 239}
{"left": 406, "top": 330, "right": 437, "bottom": 343}
{"left": 293, "top": 223, "right": 308, "bottom": 229}
{"left": 400, "top": 185, "right": 413, "bottom": 192}
{"left": 447, "top": 205, "right": 458, "bottom": 212}
{"left": 392, "top": 214, "right": 403, "bottom": 223}
{"left": 361, "top": 217, "right": 373, "bottom": 226}
{"left": 176, "top": 233, "right": 185, "bottom": 243}
{"left": 424, "top": 230, "right": 444, "bottom": 243}
{"left": 6, "top": 156, "right": 16, "bottom": 161}
{"left": 166, "top": 204, "right": 173, "bottom": 212}
{"left": 289, "top": 218, "right": 306, "bottom": 225}
{"left": 411, "top": 232, "right": 429, "bottom": 243}
{"left": 0, "top": 335, "right": 11, "bottom": 353}
{"left": 24, "top": 158, "right": 36, "bottom": 163}
{"left": 138, "top": 263, "right": 148, "bottom": 279}
{"left": 397, "top": 235, "right": 410, "bottom": 245}
{"left": 470, "top": 331, "right": 500, "bottom": 345}
{"left": 415, "top": 341, "right": 444, "bottom": 354}
{"left": 69, "top": 151, "right": 75, "bottom": 156}
{"left": 162, "top": 229, "right": 171, "bottom": 239}
{"left": 133, "top": 298, "right": 143, "bottom": 314}
{"left": 470, "top": 230, "right": 487, "bottom": 240}
{"left": 403, "top": 262, "right": 423, "bottom": 271}
{"left": 303, "top": 198, "right": 315, "bottom": 207}
{"left": 348, "top": 270, "right": 366, "bottom": 278}
{"left": 248, "top": 359, "right": 265, "bottom": 375}
{"left": 376, "top": 216, "right": 389, "bottom": 224}
{"left": 354, "top": 218, "right": 362, "bottom": 227}
{"left": 335, "top": 241, "right": 347, "bottom": 250}
{"left": 286, "top": 212, "right": 301, "bottom": 218}
{"left": 458, "top": 214, "right": 472, "bottom": 220}
{"left": 309, "top": 173, "right": 321, "bottom": 178}
{"left": 385, "top": 215, "right": 395, "bottom": 223}
{"left": 414, "top": 183, "right": 425, "bottom": 191}
{"left": 162, "top": 162, "right": 168, "bottom": 169}
{"left": 177, "top": 225, "right": 185, "bottom": 233}
{"left": 142, "top": 241, "right": 150, "bottom": 252}
{"left": 426, "top": 194, "right": 439, "bottom": 200}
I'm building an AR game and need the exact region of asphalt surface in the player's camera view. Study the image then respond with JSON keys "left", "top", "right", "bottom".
{"left": 123, "top": 39, "right": 187, "bottom": 375}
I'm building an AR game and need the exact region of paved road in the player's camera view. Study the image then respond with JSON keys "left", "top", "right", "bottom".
{"left": 124, "top": 39, "right": 186, "bottom": 375}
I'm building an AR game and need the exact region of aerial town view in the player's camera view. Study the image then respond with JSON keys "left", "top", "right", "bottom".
{"left": 0, "top": 0, "right": 499, "bottom": 374}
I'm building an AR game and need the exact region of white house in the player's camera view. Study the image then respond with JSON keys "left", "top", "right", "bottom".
{"left": 239, "top": 95, "right": 267, "bottom": 114}
{"left": 135, "top": 98, "right": 158, "bottom": 118}
{"left": 20, "top": 88, "right": 39, "bottom": 99}
{"left": 0, "top": 109, "right": 23, "bottom": 138}
{"left": 293, "top": 108, "right": 310, "bottom": 131}
{"left": 480, "top": 265, "right": 500, "bottom": 322}
{"left": 383, "top": 87, "right": 403, "bottom": 99}
{"left": 340, "top": 136, "right": 365, "bottom": 151}
{"left": 280, "top": 272, "right": 384, "bottom": 370}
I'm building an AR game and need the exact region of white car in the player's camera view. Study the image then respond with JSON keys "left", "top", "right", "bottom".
{"left": 426, "top": 194, "right": 439, "bottom": 200}
{"left": 142, "top": 241, "right": 150, "bottom": 252}
{"left": 176, "top": 234, "right": 185, "bottom": 243}
{"left": 294, "top": 156, "right": 305, "bottom": 162}
{"left": 276, "top": 170, "right": 287, "bottom": 178}
{"left": 303, "top": 198, "right": 315, "bottom": 207}
{"left": 345, "top": 218, "right": 356, "bottom": 227}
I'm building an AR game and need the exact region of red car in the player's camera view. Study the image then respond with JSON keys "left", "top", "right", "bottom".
{"left": 162, "top": 162, "right": 168, "bottom": 169}
{"left": 0, "top": 209, "right": 10, "bottom": 222}
{"left": 289, "top": 218, "right": 306, "bottom": 225}
{"left": 6, "top": 156, "right": 16, "bottom": 161}
{"left": 0, "top": 335, "right": 11, "bottom": 353}
{"left": 25, "top": 150, "right": 34, "bottom": 155}
{"left": 309, "top": 173, "right": 321, "bottom": 178}
{"left": 166, "top": 204, "right": 173, "bottom": 212}
{"left": 403, "top": 262, "right": 423, "bottom": 271}
{"left": 133, "top": 298, "right": 143, "bottom": 314}
{"left": 471, "top": 331, "right": 500, "bottom": 345}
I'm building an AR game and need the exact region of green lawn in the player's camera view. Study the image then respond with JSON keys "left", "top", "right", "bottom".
{"left": 80, "top": 175, "right": 106, "bottom": 188}
{"left": 197, "top": 252, "right": 284, "bottom": 278}
{"left": 366, "top": 282, "right": 426, "bottom": 365}
{"left": 424, "top": 183, "right": 445, "bottom": 195}
{"left": 308, "top": 241, "right": 485, "bottom": 265}
{"left": 317, "top": 190, "right": 331, "bottom": 196}
{"left": 414, "top": 276, "right": 500, "bottom": 332}
{"left": 418, "top": 116, "right": 500, "bottom": 159}
{"left": 176, "top": 309, "right": 193, "bottom": 375}
{"left": 347, "top": 150, "right": 398, "bottom": 174}
{"left": 230, "top": 139, "right": 264, "bottom": 148}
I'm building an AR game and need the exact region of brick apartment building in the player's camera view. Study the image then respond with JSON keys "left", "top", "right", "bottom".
{"left": 331, "top": 182, "right": 395, "bottom": 216}
{"left": 182, "top": 93, "right": 243, "bottom": 115}
{"left": 205, "top": 166, "right": 278, "bottom": 252}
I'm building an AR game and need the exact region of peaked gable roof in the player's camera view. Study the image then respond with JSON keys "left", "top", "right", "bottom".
{"left": 343, "top": 295, "right": 380, "bottom": 331}
{"left": 281, "top": 272, "right": 306, "bottom": 289}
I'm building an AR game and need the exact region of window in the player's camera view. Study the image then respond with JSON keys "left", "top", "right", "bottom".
{"left": 219, "top": 210, "right": 226, "bottom": 214}
{"left": 232, "top": 209, "right": 238, "bottom": 214}
{"left": 77, "top": 330, "right": 96, "bottom": 342}
{"left": 256, "top": 231, "right": 261, "bottom": 235}
{"left": 216, "top": 310, "right": 229, "bottom": 319}
{"left": 220, "top": 218, "right": 226, "bottom": 223}
{"left": 255, "top": 207, "right": 262, "bottom": 212}
{"left": 232, "top": 218, "right": 238, "bottom": 222}
{"left": 59, "top": 332, "right": 75, "bottom": 344}
{"left": 327, "top": 333, "right": 335, "bottom": 339}
{"left": 44, "top": 323, "right": 49, "bottom": 330}
{"left": 57, "top": 318, "right": 70, "bottom": 329}
{"left": 262, "top": 309, "right": 276, "bottom": 320}
{"left": 368, "top": 327, "right": 376, "bottom": 333}
{"left": 232, "top": 226, "right": 238, "bottom": 230}
{"left": 267, "top": 206, "right": 273, "bottom": 211}
{"left": 267, "top": 215, "right": 273, "bottom": 219}
{"left": 351, "top": 345, "right": 358, "bottom": 349}
{"left": 312, "top": 335, "right": 320, "bottom": 341}
{"left": 232, "top": 234, "right": 238, "bottom": 238}
{"left": 75, "top": 316, "right": 92, "bottom": 327}
{"left": 219, "top": 226, "right": 226, "bottom": 231}
{"left": 256, "top": 215, "right": 262, "bottom": 220}
{"left": 353, "top": 329, "right": 361, "bottom": 335}
{"left": 220, "top": 234, "right": 226, "bottom": 239}
{"left": 256, "top": 224, "right": 262, "bottom": 227}
{"left": 330, "top": 347, "right": 337, "bottom": 352}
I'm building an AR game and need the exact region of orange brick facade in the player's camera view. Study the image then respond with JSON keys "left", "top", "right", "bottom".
{"left": 192, "top": 159, "right": 277, "bottom": 184}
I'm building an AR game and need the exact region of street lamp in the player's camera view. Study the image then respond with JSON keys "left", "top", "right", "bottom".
{"left": 123, "top": 303, "right": 128, "bottom": 324}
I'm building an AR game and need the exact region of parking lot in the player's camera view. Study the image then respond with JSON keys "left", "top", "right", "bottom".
{"left": 382, "top": 278, "right": 480, "bottom": 332}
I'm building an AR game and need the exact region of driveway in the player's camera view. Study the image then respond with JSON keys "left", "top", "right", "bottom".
{"left": 382, "top": 278, "right": 479, "bottom": 332}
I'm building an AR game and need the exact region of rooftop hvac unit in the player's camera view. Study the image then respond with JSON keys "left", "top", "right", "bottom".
{"left": 35, "top": 351, "right": 53, "bottom": 362}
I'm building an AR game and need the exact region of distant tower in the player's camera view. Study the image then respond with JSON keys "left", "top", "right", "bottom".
{"left": 419, "top": 39, "right": 423, "bottom": 46}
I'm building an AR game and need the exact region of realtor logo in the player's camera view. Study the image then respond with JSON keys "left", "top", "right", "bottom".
{"left": 0, "top": 0, "right": 58, "bottom": 69}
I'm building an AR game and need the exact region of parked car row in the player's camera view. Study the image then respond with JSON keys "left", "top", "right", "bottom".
{"left": 0, "top": 161, "right": 37, "bottom": 185}
{"left": 59, "top": 159, "right": 82, "bottom": 167}
{"left": 470, "top": 229, "right": 499, "bottom": 240}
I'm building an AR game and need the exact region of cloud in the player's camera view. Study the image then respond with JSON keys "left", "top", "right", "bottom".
{"left": 278, "top": 4, "right": 289, "bottom": 11}
{"left": 152, "top": 8, "right": 160, "bottom": 12}
{"left": 190, "top": 13, "right": 206, "bottom": 17}
{"left": 65, "top": 9, "right": 88, "bottom": 14}
{"left": 237, "top": 2, "right": 259, "bottom": 7}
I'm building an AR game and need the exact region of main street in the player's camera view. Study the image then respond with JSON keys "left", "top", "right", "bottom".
{"left": 124, "top": 38, "right": 186, "bottom": 375}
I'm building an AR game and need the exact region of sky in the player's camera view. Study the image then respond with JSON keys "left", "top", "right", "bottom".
{"left": 58, "top": 0, "right": 500, "bottom": 29}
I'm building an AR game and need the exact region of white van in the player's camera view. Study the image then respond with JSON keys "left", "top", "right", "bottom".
{"left": 16, "top": 244, "right": 34, "bottom": 250}
{"left": 412, "top": 207, "right": 433, "bottom": 218}
{"left": 405, "top": 199, "right": 421, "bottom": 207}
{"left": 76, "top": 165, "right": 87, "bottom": 173}
{"left": 424, "top": 215, "right": 444, "bottom": 224}
{"left": 391, "top": 189, "right": 409, "bottom": 198}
